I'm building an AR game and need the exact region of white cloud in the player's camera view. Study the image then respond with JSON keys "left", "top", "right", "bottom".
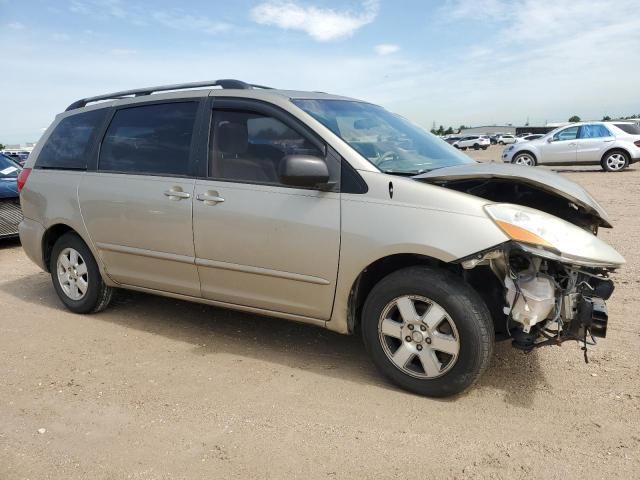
{"left": 374, "top": 44, "right": 400, "bottom": 56}
{"left": 152, "top": 12, "right": 231, "bottom": 35}
{"left": 251, "top": 0, "right": 379, "bottom": 42}
{"left": 108, "top": 48, "right": 137, "bottom": 56}
{"left": 51, "top": 33, "right": 71, "bottom": 42}
{"left": 7, "top": 21, "right": 26, "bottom": 30}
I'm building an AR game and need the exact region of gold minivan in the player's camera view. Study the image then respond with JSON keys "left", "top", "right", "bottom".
{"left": 18, "top": 79, "right": 624, "bottom": 397}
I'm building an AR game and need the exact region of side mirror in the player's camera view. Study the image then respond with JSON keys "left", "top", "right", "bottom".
{"left": 547, "top": 137, "right": 553, "bottom": 143}
{"left": 279, "top": 155, "right": 331, "bottom": 189}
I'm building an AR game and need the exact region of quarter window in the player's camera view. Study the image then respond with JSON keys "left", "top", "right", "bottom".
{"left": 579, "top": 124, "right": 611, "bottom": 138}
{"left": 209, "top": 110, "right": 324, "bottom": 185}
{"left": 553, "top": 126, "right": 579, "bottom": 141}
{"left": 99, "top": 102, "right": 198, "bottom": 176}
{"left": 36, "top": 109, "right": 106, "bottom": 170}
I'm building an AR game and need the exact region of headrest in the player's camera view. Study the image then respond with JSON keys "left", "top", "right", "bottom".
{"left": 216, "top": 121, "right": 248, "bottom": 155}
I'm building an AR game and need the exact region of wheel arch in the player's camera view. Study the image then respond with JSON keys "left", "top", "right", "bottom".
{"left": 601, "top": 147, "right": 631, "bottom": 164}
{"left": 41, "top": 223, "right": 95, "bottom": 273}
{"left": 513, "top": 150, "right": 537, "bottom": 163}
{"left": 346, "top": 253, "right": 454, "bottom": 334}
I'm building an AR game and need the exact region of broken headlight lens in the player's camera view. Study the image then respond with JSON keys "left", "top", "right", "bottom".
{"left": 484, "top": 204, "right": 570, "bottom": 251}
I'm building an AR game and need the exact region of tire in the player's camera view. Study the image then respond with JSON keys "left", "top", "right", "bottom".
{"left": 512, "top": 152, "right": 537, "bottom": 166}
{"left": 461, "top": 147, "right": 467, "bottom": 151}
{"left": 498, "top": 141, "right": 504, "bottom": 145}
{"left": 601, "top": 150, "right": 629, "bottom": 172}
{"left": 482, "top": 146, "right": 488, "bottom": 150}
{"left": 473, "top": 143, "right": 480, "bottom": 150}
{"left": 50, "top": 232, "right": 113, "bottom": 314}
{"left": 361, "top": 266, "right": 494, "bottom": 397}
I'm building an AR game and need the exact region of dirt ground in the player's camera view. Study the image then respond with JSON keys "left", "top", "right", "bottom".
{"left": 1, "top": 145, "right": 639, "bottom": 479}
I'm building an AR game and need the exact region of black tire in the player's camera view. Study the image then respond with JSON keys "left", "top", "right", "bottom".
{"left": 473, "top": 143, "right": 480, "bottom": 150}
{"left": 601, "top": 150, "right": 629, "bottom": 172}
{"left": 461, "top": 147, "right": 467, "bottom": 151}
{"left": 482, "top": 146, "right": 488, "bottom": 150}
{"left": 512, "top": 152, "right": 537, "bottom": 166}
{"left": 498, "top": 141, "right": 504, "bottom": 145}
{"left": 361, "top": 266, "right": 494, "bottom": 397}
{"left": 50, "top": 232, "right": 113, "bottom": 314}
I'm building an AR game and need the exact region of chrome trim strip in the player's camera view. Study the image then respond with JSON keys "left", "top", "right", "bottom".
{"left": 95, "top": 242, "right": 195, "bottom": 264}
{"left": 195, "top": 258, "right": 330, "bottom": 285}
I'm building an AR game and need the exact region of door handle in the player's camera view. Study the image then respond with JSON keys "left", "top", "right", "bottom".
{"left": 197, "top": 192, "right": 225, "bottom": 205}
{"left": 163, "top": 188, "right": 191, "bottom": 200}
{"left": 603, "top": 139, "right": 615, "bottom": 142}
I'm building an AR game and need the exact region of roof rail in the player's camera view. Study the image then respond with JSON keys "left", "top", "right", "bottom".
{"left": 65, "top": 79, "right": 273, "bottom": 111}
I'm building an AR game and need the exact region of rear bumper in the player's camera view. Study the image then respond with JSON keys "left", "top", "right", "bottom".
{"left": 19, "top": 217, "right": 46, "bottom": 270}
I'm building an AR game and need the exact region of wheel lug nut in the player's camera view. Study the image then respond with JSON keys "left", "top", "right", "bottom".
{"left": 405, "top": 336, "right": 412, "bottom": 342}
{"left": 420, "top": 325, "right": 426, "bottom": 331}
{"left": 426, "top": 338, "right": 432, "bottom": 344}
{"left": 408, "top": 324, "right": 414, "bottom": 330}
{"left": 417, "top": 345, "right": 423, "bottom": 351}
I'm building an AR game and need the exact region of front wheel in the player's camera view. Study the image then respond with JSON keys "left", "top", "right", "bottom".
{"left": 601, "top": 151, "right": 629, "bottom": 172}
{"left": 512, "top": 152, "right": 536, "bottom": 166}
{"left": 473, "top": 143, "right": 480, "bottom": 150}
{"left": 461, "top": 147, "right": 467, "bottom": 151}
{"left": 361, "top": 266, "right": 494, "bottom": 397}
{"left": 50, "top": 232, "right": 113, "bottom": 314}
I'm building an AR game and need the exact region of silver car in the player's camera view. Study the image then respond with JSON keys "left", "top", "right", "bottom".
{"left": 18, "top": 79, "right": 625, "bottom": 397}
{"left": 503, "top": 122, "right": 640, "bottom": 171}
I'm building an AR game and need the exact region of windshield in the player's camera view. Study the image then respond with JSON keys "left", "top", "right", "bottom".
{"left": 292, "top": 99, "right": 474, "bottom": 174}
{"left": 0, "top": 154, "right": 21, "bottom": 178}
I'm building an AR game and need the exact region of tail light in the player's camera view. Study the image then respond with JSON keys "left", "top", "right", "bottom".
{"left": 17, "top": 167, "right": 32, "bottom": 193}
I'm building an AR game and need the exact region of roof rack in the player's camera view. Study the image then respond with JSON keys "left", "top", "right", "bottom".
{"left": 65, "top": 79, "right": 273, "bottom": 111}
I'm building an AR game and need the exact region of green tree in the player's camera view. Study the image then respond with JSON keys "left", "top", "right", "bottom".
{"left": 444, "top": 126, "right": 454, "bottom": 135}
{"left": 568, "top": 115, "right": 581, "bottom": 122}
{"left": 601, "top": 115, "right": 611, "bottom": 121}
{"left": 0, "top": 143, "right": 5, "bottom": 150}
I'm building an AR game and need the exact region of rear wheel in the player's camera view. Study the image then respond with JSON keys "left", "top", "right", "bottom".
{"left": 50, "top": 232, "right": 113, "bottom": 314}
{"left": 512, "top": 152, "right": 536, "bottom": 166}
{"left": 601, "top": 151, "right": 629, "bottom": 172}
{"left": 461, "top": 147, "right": 467, "bottom": 151}
{"left": 361, "top": 266, "right": 494, "bottom": 397}
{"left": 473, "top": 143, "right": 480, "bottom": 150}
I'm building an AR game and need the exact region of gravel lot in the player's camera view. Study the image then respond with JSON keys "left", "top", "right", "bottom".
{"left": 1, "top": 145, "right": 639, "bottom": 479}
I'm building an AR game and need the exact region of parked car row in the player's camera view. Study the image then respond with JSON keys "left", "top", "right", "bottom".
{"left": 502, "top": 122, "right": 640, "bottom": 171}
{"left": 0, "top": 153, "right": 23, "bottom": 238}
{"left": 1, "top": 150, "right": 30, "bottom": 166}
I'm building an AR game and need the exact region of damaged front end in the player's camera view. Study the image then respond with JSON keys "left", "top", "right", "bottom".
{"left": 459, "top": 203, "right": 624, "bottom": 362}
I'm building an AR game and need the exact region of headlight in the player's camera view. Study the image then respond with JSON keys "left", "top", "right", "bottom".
{"left": 485, "top": 204, "right": 626, "bottom": 267}
{"left": 485, "top": 204, "right": 569, "bottom": 251}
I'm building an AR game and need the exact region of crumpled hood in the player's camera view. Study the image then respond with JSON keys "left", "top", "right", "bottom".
{"left": 414, "top": 163, "right": 612, "bottom": 228}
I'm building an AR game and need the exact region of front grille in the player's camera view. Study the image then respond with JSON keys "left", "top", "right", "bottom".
{"left": 0, "top": 198, "right": 23, "bottom": 237}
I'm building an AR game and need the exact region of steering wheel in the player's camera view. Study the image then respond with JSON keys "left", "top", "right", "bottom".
{"left": 375, "top": 151, "right": 400, "bottom": 169}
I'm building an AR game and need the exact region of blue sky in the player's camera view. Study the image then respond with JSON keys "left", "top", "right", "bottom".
{"left": 2, "top": 0, "right": 640, "bottom": 143}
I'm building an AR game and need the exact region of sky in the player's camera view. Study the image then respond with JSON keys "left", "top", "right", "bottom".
{"left": 1, "top": 0, "right": 640, "bottom": 143}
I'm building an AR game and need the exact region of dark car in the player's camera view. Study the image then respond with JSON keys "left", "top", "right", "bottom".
{"left": 0, "top": 153, "right": 23, "bottom": 238}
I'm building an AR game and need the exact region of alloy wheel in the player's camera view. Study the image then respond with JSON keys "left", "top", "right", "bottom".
{"left": 605, "top": 153, "right": 626, "bottom": 171}
{"left": 378, "top": 295, "right": 460, "bottom": 379}
{"left": 56, "top": 247, "right": 89, "bottom": 300}
{"left": 514, "top": 154, "right": 535, "bottom": 166}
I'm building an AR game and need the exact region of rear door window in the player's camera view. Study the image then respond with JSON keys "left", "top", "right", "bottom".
{"left": 36, "top": 109, "right": 106, "bottom": 170}
{"left": 579, "top": 124, "right": 612, "bottom": 138}
{"left": 99, "top": 102, "right": 198, "bottom": 176}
